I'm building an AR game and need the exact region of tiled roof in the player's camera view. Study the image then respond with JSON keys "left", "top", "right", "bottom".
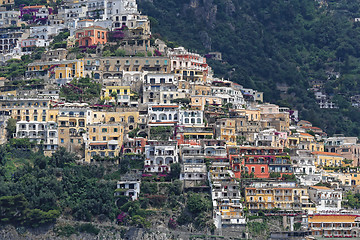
{"left": 152, "top": 105, "right": 179, "bottom": 108}
{"left": 148, "top": 121, "right": 177, "bottom": 124}
{"left": 23, "top": 5, "right": 45, "bottom": 9}
{"left": 311, "top": 151, "right": 342, "bottom": 157}
{"left": 300, "top": 133, "right": 314, "bottom": 137}
{"left": 310, "top": 186, "right": 331, "bottom": 190}
{"left": 308, "top": 215, "right": 358, "bottom": 223}
{"left": 89, "top": 142, "right": 107, "bottom": 146}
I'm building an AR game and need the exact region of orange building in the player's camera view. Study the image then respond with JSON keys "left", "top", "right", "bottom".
{"left": 75, "top": 26, "right": 108, "bottom": 47}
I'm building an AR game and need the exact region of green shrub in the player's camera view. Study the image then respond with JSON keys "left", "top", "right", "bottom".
{"left": 78, "top": 223, "right": 100, "bottom": 235}
{"left": 54, "top": 225, "right": 77, "bottom": 237}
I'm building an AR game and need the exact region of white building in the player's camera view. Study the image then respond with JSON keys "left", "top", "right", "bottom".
{"left": 43, "top": 121, "right": 58, "bottom": 154}
{"left": 16, "top": 121, "right": 47, "bottom": 143}
{"left": 254, "top": 129, "right": 280, "bottom": 147}
{"left": 180, "top": 144, "right": 207, "bottom": 188}
{"left": 30, "top": 26, "right": 63, "bottom": 41}
{"left": 0, "top": 11, "right": 20, "bottom": 27}
{"left": 292, "top": 150, "right": 317, "bottom": 175}
{"left": 144, "top": 73, "right": 176, "bottom": 85}
{"left": 211, "top": 85, "right": 245, "bottom": 109}
{"left": 16, "top": 121, "right": 58, "bottom": 151}
{"left": 115, "top": 180, "right": 141, "bottom": 201}
{"left": 148, "top": 104, "right": 179, "bottom": 126}
{"left": 210, "top": 157, "right": 245, "bottom": 228}
{"left": 178, "top": 109, "right": 204, "bottom": 126}
{"left": 144, "top": 140, "right": 178, "bottom": 174}
{"left": 169, "top": 47, "right": 208, "bottom": 73}
{"left": 308, "top": 186, "right": 342, "bottom": 212}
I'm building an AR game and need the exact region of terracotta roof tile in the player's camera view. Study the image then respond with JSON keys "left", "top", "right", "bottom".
{"left": 310, "top": 186, "right": 331, "bottom": 190}
{"left": 308, "top": 215, "right": 358, "bottom": 223}
{"left": 311, "top": 151, "right": 342, "bottom": 157}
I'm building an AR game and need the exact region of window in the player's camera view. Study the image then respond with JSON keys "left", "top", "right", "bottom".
{"left": 103, "top": 136, "right": 106, "bottom": 141}
{"left": 128, "top": 116, "right": 134, "bottom": 123}
{"left": 102, "top": 128, "right": 107, "bottom": 132}
{"left": 114, "top": 128, "right": 118, "bottom": 132}
{"left": 61, "top": 138, "right": 64, "bottom": 143}
{"left": 70, "top": 139, "right": 73, "bottom": 143}
{"left": 261, "top": 167, "right": 265, "bottom": 173}
{"left": 93, "top": 137, "right": 96, "bottom": 141}
{"left": 93, "top": 128, "right": 96, "bottom": 132}
{"left": 78, "top": 139, "right": 81, "bottom": 143}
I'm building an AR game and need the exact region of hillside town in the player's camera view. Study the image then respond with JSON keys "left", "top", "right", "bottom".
{"left": 2, "top": 0, "right": 360, "bottom": 239}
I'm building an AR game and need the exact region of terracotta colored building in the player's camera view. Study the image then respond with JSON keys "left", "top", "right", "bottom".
{"left": 75, "top": 26, "right": 107, "bottom": 47}
{"left": 244, "top": 155, "right": 270, "bottom": 178}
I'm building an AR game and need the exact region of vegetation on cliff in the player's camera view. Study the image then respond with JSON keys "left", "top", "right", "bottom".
{"left": 139, "top": 0, "right": 360, "bottom": 137}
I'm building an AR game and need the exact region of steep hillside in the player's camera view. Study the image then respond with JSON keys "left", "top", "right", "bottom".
{"left": 138, "top": 0, "right": 360, "bottom": 137}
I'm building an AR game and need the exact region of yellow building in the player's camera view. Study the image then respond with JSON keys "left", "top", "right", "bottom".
{"left": 244, "top": 109, "right": 261, "bottom": 122}
{"left": 178, "top": 80, "right": 190, "bottom": 92}
{"left": 101, "top": 86, "right": 134, "bottom": 106}
{"left": 350, "top": 171, "right": 360, "bottom": 186}
{"left": 0, "top": 88, "right": 16, "bottom": 97}
{"left": 57, "top": 109, "right": 88, "bottom": 155}
{"left": 47, "top": 109, "right": 59, "bottom": 122}
{"left": 85, "top": 123, "right": 124, "bottom": 162}
{"left": 190, "top": 95, "right": 222, "bottom": 110}
{"left": 91, "top": 110, "right": 139, "bottom": 131}
{"left": 191, "top": 84, "right": 211, "bottom": 96}
{"left": 217, "top": 118, "right": 236, "bottom": 145}
{"left": 26, "top": 59, "right": 84, "bottom": 80}
{"left": 245, "top": 185, "right": 314, "bottom": 212}
{"left": 0, "top": 98, "right": 51, "bottom": 122}
{"left": 288, "top": 136, "right": 300, "bottom": 148}
{"left": 0, "top": 0, "right": 14, "bottom": 6}
{"left": 312, "top": 151, "right": 344, "bottom": 167}
{"left": 175, "top": 69, "right": 205, "bottom": 83}
{"left": 287, "top": 133, "right": 324, "bottom": 151}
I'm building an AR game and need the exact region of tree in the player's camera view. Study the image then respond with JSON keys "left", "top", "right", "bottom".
{"left": 50, "top": 147, "right": 77, "bottom": 168}
{"left": 168, "top": 162, "right": 181, "bottom": 180}
{"left": 115, "top": 49, "right": 126, "bottom": 56}
{"left": 110, "top": 90, "right": 118, "bottom": 109}
{"left": 22, "top": 14, "right": 31, "bottom": 21}
{"left": 187, "top": 193, "right": 211, "bottom": 215}
{"left": 167, "top": 179, "right": 182, "bottom": 195}
{"left": 5, "top": 118, "right": 16, "bottom": 140}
